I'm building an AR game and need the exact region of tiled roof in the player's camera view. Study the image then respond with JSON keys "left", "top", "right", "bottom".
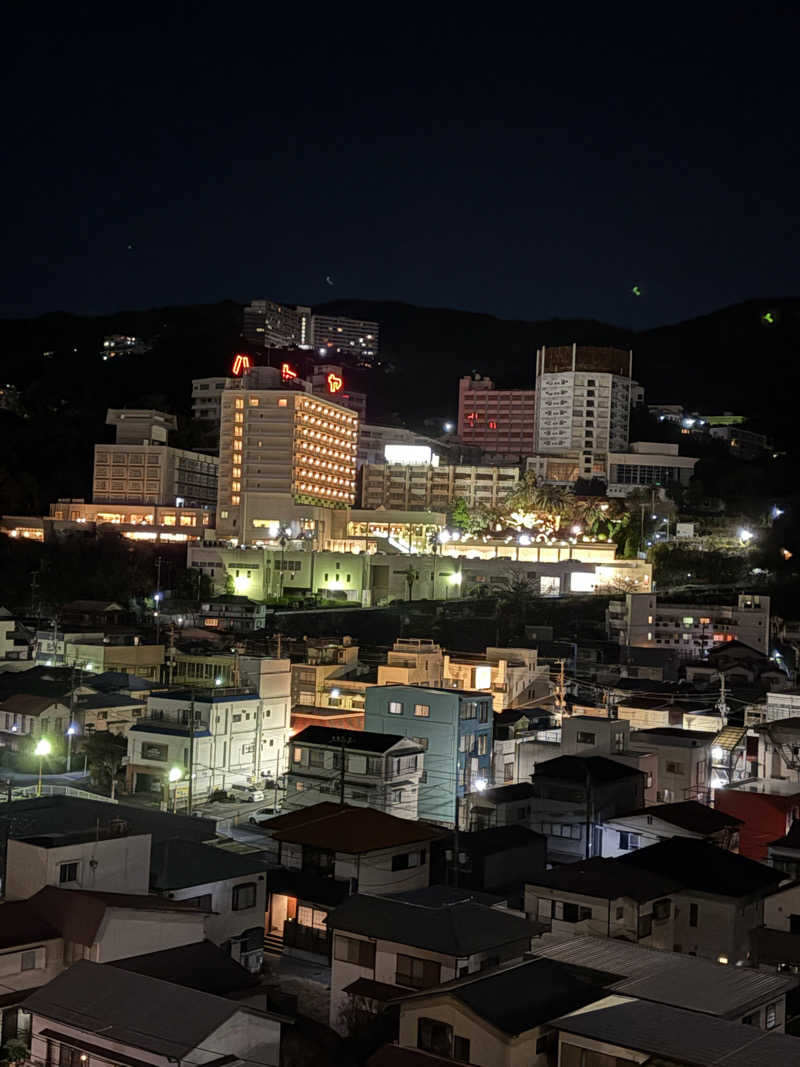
{"left": 268, "top": 802, "right": 447, "bottom": 852}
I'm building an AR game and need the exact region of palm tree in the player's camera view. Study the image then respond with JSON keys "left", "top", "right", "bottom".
{"left": 494, "top": 571, "right": 538, "bottom": 642}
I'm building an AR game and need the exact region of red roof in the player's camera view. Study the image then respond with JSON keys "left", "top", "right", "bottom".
{"left": 269, "top": 802, "right": 447, "bottom": 853}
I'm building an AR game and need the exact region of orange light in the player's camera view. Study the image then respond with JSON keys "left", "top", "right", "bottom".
{"left": 232, "top": 354, "right": 251, "bottom": 376}
{"left": 327, "top": 373, "right": 343, "bottom": 394}
{"left": 281, "top": 362, "right": 298, "bottom": 381}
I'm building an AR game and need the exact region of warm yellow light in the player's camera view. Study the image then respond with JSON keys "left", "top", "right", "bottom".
{"left": 168, "top": 766, "right": 183, "bottom": 783}
{"left": 35, "top": 738, "right": 52, "bottom": 757}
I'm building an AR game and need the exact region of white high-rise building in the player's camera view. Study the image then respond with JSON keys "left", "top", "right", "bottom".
{"left": 216, "top": 365, "right": 358, "bottom": 545}
{"left": 533, "top": 345, "right": 633, "bottom": 480}
{"left": 243, "top": 300, "right": 312, "bottom": 348}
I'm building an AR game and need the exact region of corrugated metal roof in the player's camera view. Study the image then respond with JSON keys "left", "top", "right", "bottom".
{"left": 713, "top": 724, "right": 748, "bottom": 751}
{"left": 535, "top": 936, "right": 796, "bottom": 1016}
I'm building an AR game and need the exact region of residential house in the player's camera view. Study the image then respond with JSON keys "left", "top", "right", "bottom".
{"left": 525, "top": 859, "right": 683, "bottom": 948}
{"left": 395, "top": 957, "right": 611, "bottom": 1067}
{"left": 285, "top": 726, "right": 424, "bottom": 819}
{"left": 715, "top": 778, "right": 800, "bottom": 860}
{"left": 750, "top": 876, "right": 800, "bottom": 973}
{"left": 194, "top": 595, "right": 268, "bottom": 632}
{"left": 149, "top": 838, "right": 267, "bottom": 972}
{"left": 755, "top": 717, "right": 800, "bottom": 783}
{"left": 600, "top": 799, "right": 742, "bottom": 857}
{"left": 377, "top": 639, "right": 444, "bottom": 687}
{"left": 291, "top": 638, "right": 362, "bottom": 707}
{"left": 24, "top": 960, "right": 282, "bottom": 1067}
{"left": 466, "top": 782, "right": 540, "bottom": 831}
{"left": 262, "top": 803, "right": 445, "bottom": 961}
{"left": 432, "top": 826, "right": 547, "bottom": 897}
{"left": 366, "top": 685, "right": 493, "bottom": 827}
{"left": 328, "top": 888, "right": 543, "bottom": 1033}
{"left": 73, "top": 692, "right": 147, "bottom": 735}
{"left": 552, "top": 996, "right": 800, "bottom": 1067}
{"left": 629, "top": 726, "right": 714, "bottom": 803}
{"left": 619, "top": 837, "right": 786, "bottom": 963}
{"left": 0, "top": 886, "right": 209, "bottom": 1044}
{"left": 0, "top": 796, "right": 216, "bottom": 897}
{"left": 529, "top": 754, "right": 646, "bottom": 860}
{"left": 0, "top": 694, "right": 71, "bottom": 747}
{"left": 107, "top": 939, "right": 261, "bottom": 998}
{"left": 536, "top": 935, "right": 797, "bottom": 1031}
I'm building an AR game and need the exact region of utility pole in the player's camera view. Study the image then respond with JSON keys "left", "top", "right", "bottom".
{"left": 331, "top": 734, "right": 352, "bottom": 805}
{"left": 155, "top": 555, "right": 163, "bottom": 645}
{"left": 168, "top": 624, "right": 176, "bottom": 686}
{"left": 585, "top": 763, "right": 593, "bottom": 860}
{"left": 553, "top": 658, "right": 566, "bottom": 723}
{"left": 716, "top": 674, "right": 728, "bottom": 723}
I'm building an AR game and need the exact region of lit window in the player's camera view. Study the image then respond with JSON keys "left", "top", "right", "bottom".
{"left": 234, "top": 426, "right": 242, "bottom": 438}
{"left": 232, "top": 481, "right": 241, "bottom": 491}
{"left": 162, "top": 514, "right": 176, "bottom": 526}
{"left": 414, "top": 704, "right": 430, "bottom": 718}
{"left": 389, "top": 701, "right": 403, "bottom": 715}
{"left": 249, "top": 397, "right": 259, "bottom": 406}
{"left": 235, "top": 397, "right": 244, "bottom": 409}
{"left": 278, "top": 398, "right": 288, "bottom": 407}
{"left": 232, "top": 495, "right": 240, "bottom": 504}
{"left": 233, "top": 440, "right": 242, "bottom": 451}
{"left": 235, "top": 413, "right": 244, "bottom": 424}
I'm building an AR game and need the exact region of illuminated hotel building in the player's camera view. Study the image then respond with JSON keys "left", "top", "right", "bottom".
{"left": 216, "top": 365, "right": 358, "bottom": 545}
{"left": 311, "top": 314, "right": 379, "bottom": 360}
{"left": 243, "top": 300, "right": 312, "bottom": 348}
{"left": 457, "top": 376, "right": 536, "bottom": 460}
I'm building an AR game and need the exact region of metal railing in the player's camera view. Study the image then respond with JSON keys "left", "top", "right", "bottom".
{"left": 0, "top": 784, "right": 118, "bottom": 803}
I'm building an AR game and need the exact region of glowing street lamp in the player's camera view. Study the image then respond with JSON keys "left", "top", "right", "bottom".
{"left": 35, "top": 738, "right": 51, "bottom": 796}
{"left": 66, "top": 725, "right": 77, "bottom": 773}
{"left": 168, "top": 765, "right": 183, "bottom": 813}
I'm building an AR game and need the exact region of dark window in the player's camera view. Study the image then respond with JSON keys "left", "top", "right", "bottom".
{"left": 20, "top": 950, "right": 36, "bottom": 971}
{"left": 392, "top": 850, "right": 423, "bottom": 871}
{"left": 232, "top": 882, "right": 257, "bottom": 910}
{"left": 690, "top": 902, "right": 699, "bottom": 927}
{"left": 479, "top": 703, "right": 489, "bottom": 723}
{"left": 576, "top": 731, "right": 596, "bottom": 744}
{"left": 453, "top": 1036, "right": 470, "bottom": 1063}
{"left": 618, "top": 831, "right": 639, "bottom": 851}
{"left": 742, "top": 1011, "right": 760, "bottom": 1027}
{"left": 59, "top": 862, "right": 78, "bottom": 884}
{"left": 638, "top": 914, "right": 652, "bottom": 939}
{"left": 418, "top": 1017, "right": 452, "bottom": 1057}
{"left": 398, "top": 954, "right": 441, "bottom": 989}
{"left": 185, "top": 893, "right": 213, "bottom": 910}
{"left": 309, "top": 749, "right": 325, "bottom": 767}
{"left": 652, "top": 898, "right": 671, "bottom": 921}
{"left": 334, "top": 935, "right": 375, "bottom": 968}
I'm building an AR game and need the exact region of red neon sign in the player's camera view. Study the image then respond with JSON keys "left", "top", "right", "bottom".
{"left": 232, "top": 354, "right": 251, "bottom": 376}
{"left": 466, "top": 411, "right": 478, "bottom": 427}
{"left": 281, "top": 362, "right": 298, "bottom": 381}
{"left": 327, "top": 372, "right": 343, "bottom": 394}
{"left": 488, "top": 419, "right": 497, "bottom": 430}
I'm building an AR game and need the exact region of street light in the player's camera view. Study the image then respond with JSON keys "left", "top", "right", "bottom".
{"left": 35, "top": 738, "right": 51, "bottom": 797}
{"left": 66, "top": 726, "right": 77, "bottom": 773}
{"left": 168, "top": 766, "right": 183, "bottom": 813}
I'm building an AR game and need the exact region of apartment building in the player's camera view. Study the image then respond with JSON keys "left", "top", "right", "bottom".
{"left": 443, "top": 646, "right": 550, "bottom": 713}
{"left": 93, "top": 409, "right": 219, "bottom": 509}
{"left": 361, "top": 462, "right": 520, "bottom": 511}
{"left": 606, "top": 440, "right": 698, "bottom": 496}
{"left": 285, "top": 726, "right": 424, "bottom": 818}
{"left": 357, "top": 423, "right": 477, "bottom": 469}
{"left": 216, "top": 365, "right": 358, "bottom": 544}
{"left": 608, "top": 592, "right": 771, "bottom": 657}
{"left": 312, "top": 313, "right": 379, "bottom": 359}
{"left": 191, "top": 377, "right": 228, "bottom": 424}
{"left": 457, "top": 375, "right": 535, "bottom": 459}
{"left": 243, "top": 299, "right": 312, "bottom": 347}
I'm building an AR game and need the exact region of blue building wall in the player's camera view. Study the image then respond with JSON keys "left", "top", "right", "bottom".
{"left": 365, "top": 685, "right": 493, "bottom": 826}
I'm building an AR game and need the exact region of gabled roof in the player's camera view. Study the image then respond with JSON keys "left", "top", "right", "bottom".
{"left": 22, "top": 960, "right": 260, "bottom": 1056}
{"left": 619, "top": 838, "right": 784, "bottom": 897}
{"left": 533, "top": 754, "right": 644, "bottom": 783}
{"left": 150, "top": 838, "right": 267, "bottom": 891}
{"left": 74, "top": 693, "right": 146, "bottom": 711}
{"left": 768, "top": 819, "right": 800, "bottom": 850}
{"left": 108, "top": 940, "right": 260, "bottom": 995}
{"left": 450, "top": 825, "right": 545, "bottom": 855}
{"left": 291, "top": 725, "right": 420, "bottom": 753}
{"left": 613, "top": 800, "right": 742, "bottom": 835}
{"left": 0, "top": 693, "right": 67, "bottom": 716}
{"left": 399, "top": 957, "right": 611, "bottom": 1035}
{"left": 535, "top": 935, "right": 796, "bottom": 1017}
{"left": 268, "top": 802, "right": 447, "bottom": 853}
{"left": 1, "top": 886, "right": 207, "bottom": 949}
{"left": 329, "top": 893, "right": 543, "bottom": 957}
{"left": 528, "top": 857, "right": 683, "bottom": 902}
{"left": 552, "top": 995, "right": 800, "bottom": 1067}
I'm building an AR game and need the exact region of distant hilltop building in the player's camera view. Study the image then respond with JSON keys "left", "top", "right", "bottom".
{"left": 243, "top": 299, "right": 379, "bottom": 360}
{"left": 100, "top": 335, "right": 151, "bottom": 360}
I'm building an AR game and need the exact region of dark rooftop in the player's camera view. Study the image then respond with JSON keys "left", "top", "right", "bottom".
{"left": 448, "top": 825, "right": 546, "bottom": 855}
{"left": 329, "top": 893, "right": 543, "bottom": 956}
{"left": 533, "top": 754, "right": 644, "bottom": 783}
{"left": 291, "top": 725, "right": 420, "bottom": 753}
{"left": 22, "top": 961, "right": 267, "bottom": 1056}
{"left": 108, "top": 940, "right": 260, "bottom": 995}
{"left": 617, "top": 800, "right": 742, "bottom": 835}
{"left": 389, "top": 886, "right": 506, "bottom": 908}
{"left": 768, "top": 819, "right": 800, "bottom": 850}
{"left": 267, "top": 802, "right": 447, "bottom": 853}
{"left": 528, "top": 857, "right": 683, "bottom": 902}
{"left": 150, "top": 838, "right": 267, "bottom": 891}
{"left": 619, "top": 838, "right": 784, "bottom": 897}
{"left": 480, "top": 782, "right": 539, "bottom": 804}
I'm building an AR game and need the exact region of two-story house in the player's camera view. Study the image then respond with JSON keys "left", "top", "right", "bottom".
{"left": 442, "top": 647, "right": 550, "bottom": 713}
{"left": 600, "top": 799, "right": 742, "bottom": 857}
{"left": 365, "top": 685, "right": 493, "bottom": 827}
{"left": 529, "top": 754, "right": 646, "bottom": 860}
{"left": 525, "top": 858, "right": 683, "bottom": 948}
{"left": 328, "top": 887, "right": 544, "bottom": 1033}
{"left": 23, "top": 960, "right": 282, "bottom": 1067}
{"left": 286, "top": 726, "right": 424, "bottom": 819}
{"left": 263, "top": 802, "right": 446, "bottom": 961}
{"left": 630, "top": 726, "right": 713, "bottom": 803}
{"left": 149, "top": 838, "right": 268, "bottom": 972}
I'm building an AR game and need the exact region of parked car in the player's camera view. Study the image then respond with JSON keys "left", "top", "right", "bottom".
{"left": 229, "top": 783, "right": 265, "bottom": 803}
{"left": 249, "top": 806, "right": 280, "bottom": 826}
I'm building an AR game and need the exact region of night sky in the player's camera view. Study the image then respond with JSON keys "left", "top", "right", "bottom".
{"left": 3, "top": 6, "right": 799, "bottom": 328}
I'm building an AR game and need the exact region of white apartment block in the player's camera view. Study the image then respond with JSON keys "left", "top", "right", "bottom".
{"left": 312, "top": 314, "right": 378, "bottom": 358}
{"left": 606, "top": 441, "right": 698, "bottom": 497}
{"left": 534, "top": 344, "right": 633, "bottom": 478}
{"left": 361, "top": 463, "right": 520, "bottom": 511}
{"left": 243, "top": 299, "right": 312, "bottom": 348}
{"left": 608, "top": 592, "right": 770, "bottom": 657}
{"left": 443, "top": 647, "right": 550, "bottom": 713}
{"left": 216, "top": 366, "right": 358, "bottom": 544}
